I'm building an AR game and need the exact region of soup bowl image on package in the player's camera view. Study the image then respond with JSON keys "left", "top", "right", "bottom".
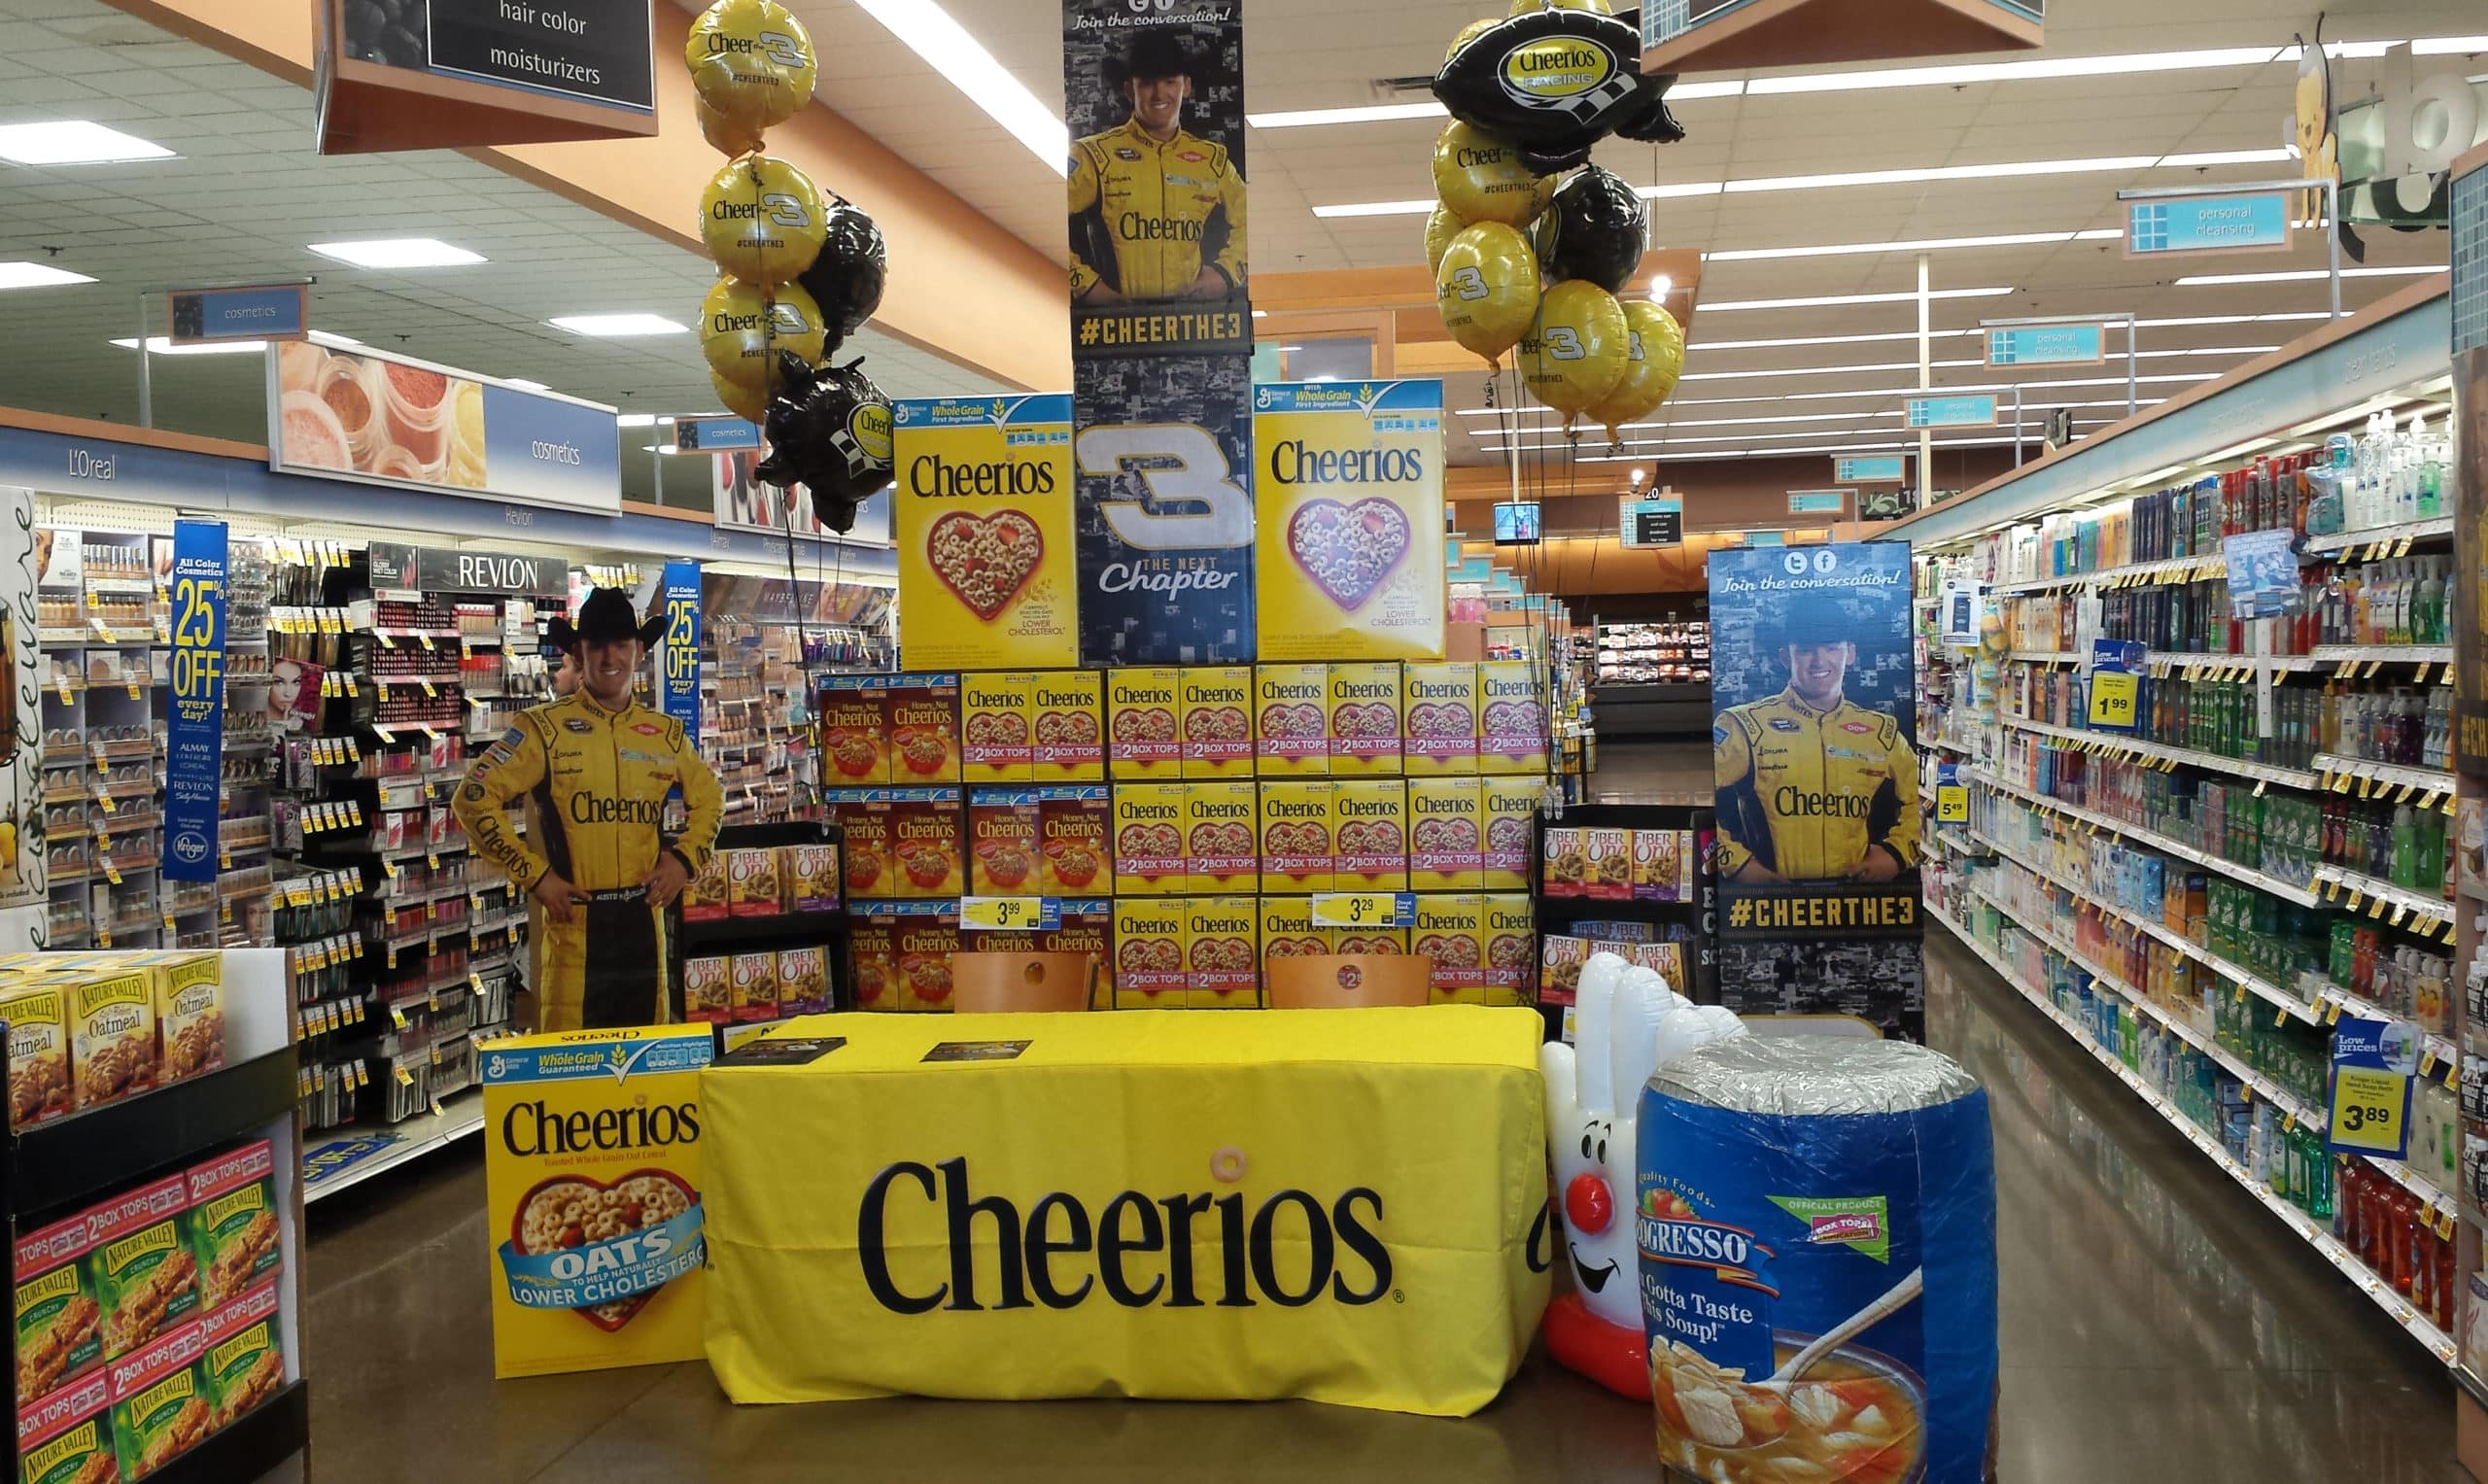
{"left": 1540, "top": 952, "right": 1744, "bottom": 1400}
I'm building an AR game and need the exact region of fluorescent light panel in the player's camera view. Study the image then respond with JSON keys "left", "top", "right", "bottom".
{"left": 851, "top": 0, "right": 1067, "bottom": 173}
{"left": 503, "top": 378, "right": 549, "bottom": 392}
{"left": 547, "top": 314, "right": 687, "bottom": 337}
{"left": 1702, "top": 287, "right": 2016, "bottom": 312}
{"left": 0, "top": 121, "right": 171, "bottom": 164}
{"left": 2173, "top": 264, "right": 2446, "bottom": 286}
{"left": 307, "top": 238, "right": 484, "bottom": 268}
{"left": 1707, "top": 228, "right": 2120, "bottom": 261}
{"left": 0, "top": 261, "right": 94, "bottom": 290}
{"left": 109, "top": 336, "right": 264, "bottom": 356}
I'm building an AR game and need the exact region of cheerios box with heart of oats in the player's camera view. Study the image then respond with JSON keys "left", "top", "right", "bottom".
{"left": 1107, "top": 669, "right": 1184, "bottom": 779}
{"left": 1252, "top": 662, "right": 1330, "bottom": 775}
{"left": 1112, "top": 897, "right": 1188, "bottom": 1010}
{"left": 482, "top": 1025, "right": 714, "bottom": 1378}
{"left": 960, "top": 671, "right": 1037, "bottom": 784}
{"left": 891, "top": 395, "right": 1079, "bottom": 672}
{"left": 1029, "top": 671, "right": 1105, "bottom": 782}
{"left": 1185, "top": 896, "right": 1260, "bottom": 1009}
{"left": 1327, "top": 662, "right": 1403, "bottom": 776}
{"left": 1179, "top": 667, "right": 1255, "bottom": 777}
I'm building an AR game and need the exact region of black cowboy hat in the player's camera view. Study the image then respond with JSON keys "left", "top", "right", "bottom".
{"left": 1114, "top": 31, "right": 1197, "bottom": 85}
{"left": 1774, "top": 608, "right": 1853, "bottom": 653}
{"left": 545, "top": 588, "right": 664, "bottom": 651}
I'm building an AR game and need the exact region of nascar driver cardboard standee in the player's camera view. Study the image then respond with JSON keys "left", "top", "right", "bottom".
{"left": 1063, "top": 6, "right": 1257, "bottom": 666}
{"left": 1709, "top": 543, "right": 1926, "bottom": 1040}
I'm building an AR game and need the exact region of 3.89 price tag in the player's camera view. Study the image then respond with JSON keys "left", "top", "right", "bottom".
{"left": 2328, "top": 1014, "right": 2415, "bottom": 1159}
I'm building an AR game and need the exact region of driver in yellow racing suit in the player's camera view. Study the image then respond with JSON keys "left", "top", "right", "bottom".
{"left": 453, "top": 590, "right": 722, "bottom": 1031}
{"left": 1715, "top": 612, "right": 1918, "bottom": 884}
{"left": 1068, "top": 32, "right": 1247, "bottom": 303}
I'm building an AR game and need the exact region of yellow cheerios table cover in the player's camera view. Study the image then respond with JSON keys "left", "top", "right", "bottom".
{"left": 701, "top": 1006, "right": 1550, "bottom": 1417}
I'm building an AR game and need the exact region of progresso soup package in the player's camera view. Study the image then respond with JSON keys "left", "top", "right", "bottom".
{"left": 1638, "top": 1037, "right": 1996, "bottom": 1484}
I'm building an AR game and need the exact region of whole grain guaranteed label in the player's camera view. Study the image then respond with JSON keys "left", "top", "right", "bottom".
{"left": 1253, "top": 381, "right": 1446, "bottom": 662}
{"left": 893, "top": 397, "right": 1079, "bottom": 670}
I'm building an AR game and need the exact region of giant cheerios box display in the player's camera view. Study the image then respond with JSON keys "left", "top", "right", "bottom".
{"left": 891, "top": 396, "right": 1079, "bottom": 671}
{"left": 1252, "top": 381, "right": 1447, "bottom": 662}
{"left": 482, "top": 1026, "right": 713, "bottom": 1378}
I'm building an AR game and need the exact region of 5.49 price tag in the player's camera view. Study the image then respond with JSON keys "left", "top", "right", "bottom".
{"left": 1935, "top": 783, "right": 1969, "bottom": 824}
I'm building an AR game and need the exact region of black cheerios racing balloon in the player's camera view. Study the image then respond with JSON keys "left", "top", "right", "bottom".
{"left": 793, "top": 203, "right": 888, "bottom": 344}
{"left": 754, "top": 352, "right": 894, "bottom": 533}
{"left": 1435, "top": 8, "right": 1686, "bottom": 174}
{"left": 1534, "top": 164, "right": 1645, "bottom": 293}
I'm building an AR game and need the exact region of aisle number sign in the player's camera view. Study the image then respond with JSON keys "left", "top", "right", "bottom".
{"left": 2328, "top": 1015, "right": 2415, "bottom": 1159}
{"left": 2088, "top": 638, "right": 2144, "bottom": 733}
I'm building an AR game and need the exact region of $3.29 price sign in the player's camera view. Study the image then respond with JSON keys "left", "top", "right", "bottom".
{"left": 1310, "top": 892, "right": 1412, "bottom": 929}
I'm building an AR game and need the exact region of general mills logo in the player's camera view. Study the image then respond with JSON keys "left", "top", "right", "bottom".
{"left": 171, "top": 830, "right": 208, "bottom": 864}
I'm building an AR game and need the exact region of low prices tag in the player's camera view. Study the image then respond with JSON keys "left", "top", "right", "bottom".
{"left": 2327, "top": 1014, "right": 2416, "bottom": 1159}
{"left": 1311, "top": 891, "right": 1412, "bottom": 929}
{"left": 2087, "top": 669, "right": 2140, "bottom": 731}
{"left": 958, "top": 896, "right": 1057, "bottom": 931}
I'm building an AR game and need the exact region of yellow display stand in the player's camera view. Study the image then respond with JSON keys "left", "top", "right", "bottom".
{"left": 701, "top": 1007, "right": 1550, "bottom": 1416}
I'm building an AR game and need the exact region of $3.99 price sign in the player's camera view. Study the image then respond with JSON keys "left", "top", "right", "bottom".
{"left": 959, "top": 897, "right": 1059, "bottom": 931}
{"left": 2328, "top": 1014, "right": 2414, "bottom": 1159}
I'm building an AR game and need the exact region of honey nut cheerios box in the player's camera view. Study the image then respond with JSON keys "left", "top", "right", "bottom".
{"left": 892, "top": 903, "right": 961, "bottom": 1012}
{"left": 1326, "top": 661, "right": 1403, "bottom": 776}
{"left": 1401, "top": 663, "right": 1479, "bottom": 777}
{"left": 1331, "top": 777, "right": 1410, "bottom": 891}
{"left": 825, "top": 789, "right": 894, "bottom": 902}
{"left": 1110, "top": 782, "right": 1190, "bottom": 895}
{"left": 1256, "top": 777, "right": 1335, "bottom": 893}
{"left": 1252, "top": 662, "right": 1330, "bottom": 775}
{"left": 1048, "top": 898, "right": 1116, "bottom": 1010}
{"left": 1178, "top": 667, "right": 1255, "bottom": 777}
{"left": 887, "top": 787, "right": 964, "bottom": 900}
{"left": 1185, "top": 896, "right": 1260, "bottom": 1009}
{"left": 481, "top": 1025, "right": 714, "bottom": 1377}
{"left": 1184, "top": 780, "right": 1260, "bottom": 895}
{"left": 1112, "top": 897, "right": 1188, "bottom": 1010}
{"left": 1411, "top": 892, "right": 1489, "bottom": 1005}
{"left": 966, "top": 788, "right": 1042, "bottom": 897}
{"left": 847, "top": 911, "right": 897, "bottom": 1012}
{"left": 1035, "top": 785, "right": 1112, "bottom": 897}
{"left": 818, "top": 674, "right": 891, "bottom": 785}
{"left": 1407, "top": 777, "right": 1485, "bottom": 891}
{"left": 1029, "top": 671, "right": 1105, "bottom": 782}
{"left": 884, "top": 673, "right": 961, "bottom": 784}
{"left": 959, "top": 671, "right": 1038, "bottom": 784}
{"left": 1107, "top": 668, "right": 1183, "bottom": 779}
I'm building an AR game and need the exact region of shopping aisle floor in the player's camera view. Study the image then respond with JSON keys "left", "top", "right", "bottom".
{"left": 299, "top": 747, "right": 2466, "bottom": 1482}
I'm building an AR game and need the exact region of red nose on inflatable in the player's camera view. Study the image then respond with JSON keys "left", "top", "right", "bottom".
{"left": 1565, "top": 1171, "right": 1613, "bottom": 1235}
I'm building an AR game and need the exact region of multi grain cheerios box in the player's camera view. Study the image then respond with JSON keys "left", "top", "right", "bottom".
{"left": 1112, "top": 897, "right": 1188, "bottom": 1010}
{"left": 1179, "top": 667, "right": 1255, "bottom": 777}
{"left": 960, "top": 671, "right": 1037, "bottom": 784}
{"left": 1029, "top": 671, "right": 1105, "bottom": 783}
{"left": 482, "top": 1025, "right": 714, "bottom": 1377}
{"left": 1253, "top": 662, "right": 1330, "bottom": 775}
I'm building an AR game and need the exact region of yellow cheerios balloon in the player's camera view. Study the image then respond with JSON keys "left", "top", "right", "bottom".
{"left": 1519, "top": 278, "right": 1628, "bottom": 420}
{"left": 1424, "top": 203, "right": 1469, "bottom": 275}
{"left": 1509, "top": 0, "right": 1610, "bottom": 12}
{"left": 1435, "top": 221, "right": 1540, "bottom": 367}
{"left": 700, "top": 277, "right": 827, "bottom": 401}
{"left": 686, "top": 0, "right": 818, "bottom": 133}
{"left": 1582, "top": 299, "right": 1685, "bottom": 440}
{"left": 711, "top": 368, "right": 771, "bottom": 425}
{"left": 1446, "top": 17, "right": 1501, "bottom": 59}
{"left": 695, "top": 95, "right": 767, "bottom": 158}
{"left": 1433, "top": 121, "right": 1556, "bottom": 227}
{"left": 700, "top": 155, "right": 827, "bottom": 286}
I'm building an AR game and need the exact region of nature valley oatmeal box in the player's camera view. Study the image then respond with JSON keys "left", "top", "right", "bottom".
{"left": 68, "top": 967, "right": 156, "bottom": 1109}
{"left": 1331, "top": 777, "right": 1409, "bottom": 891}
{"left": 1186, "top": 897, "right": 1260, "bottom": 1009}
{"left": 1253, "top": 662, "right": 1330, "bottom": 775}
{"left": 728, "top": 953, "right": 778, "bottom": 1022}
{"left": 777, "top": 947, "right": 828, "bottom": 1017}
{"left": 1044, "top": 899, "right": 1114, "bottom": 1010}
{"left": 1179, "top": 667, "right": 1255, "bottom": 777}
{"left": 1482, "top": 893, "right": 1538, "bottom": 1005}
{"left": 847, "top": 911, "right": 897, "bottom": 1012}
{"left": 884, "top": 673, "right": 961, "bottom": 783}
{"left": 1477, "top": 661, "right": 1546, "bottom": 773}
{"left": 966, "top": 788, "right": 1042, "bottom": 896}
{"left": 1479, "top": 777, "right": 1539, "bottom": 891}
{"left": 826, "top": 789, "right": 894, "bottom": 902}
{"left": 1185, "top": 780, "right": 1260, "bottom": 894}
{"left": 105, "top": 1317, "right": 205, "bottom": 1480}
{"left": 148, "top": 954, "right": 223, "bottom": 1083}
{"left": 1, "top": 981, "right": 71, "bottom": 1128}
{"left": 15, "top": 1214, "right": 99, "bottom": 1401}
{"left": 86, "top": 1175, "right": 191, "bottom": 1362}
{"left": 1259, "top": 896, "right": 1326, "bottom": 996}
{"left": 887, "top": 787, "right": 964, "bottom": 899}
{"left": 1035, "top": 785, "right": 1112, "bottom": 897}
{"left": 1407, "top": 777, "right": 1484, "bottom": 891}
{"left": 789, "top": 844, "right": 841, "bottom": 914}
{"left": 1107, "top": 668, "right": 1183, "bottom": 778}
{"left": 1411, "top": 893, "right": 1488, "bottom": 1004}
{"left": 959, "top": 671, "right": 1037, "bottom": 784}
{"left": 184, "top": 1140, "right": 279, "bottom": 1313}
{"left": 819, "top": 674, "right": 890, "bottom": 784}
{"left": 1257, "top": 777, "right": 1334, "bottom": 892}
{"left": 1401, "top": 662, "right": 1479, "bottom": 776}
{"left": 17, "top": 1370, "right": 112, "bottom": 1484}
{"left": 1029, "top": 671, "right": 1105, "bottom": 782}
{"left": 482, "top": 1024, "right": 713, "bottom": 1377}
{"left": 682, "top": 956, "right": 732, "bottom": 1025}
{"left": 725, "top": 848, "right": 784, "bottom": 917}
{"left": 1110, "top": 782, "right": 1190, "bottom": 895}
{"left": 893, "top": 904, "right": 960, "bottom": 1012}
{"left": 1327, "top": 661, "right": 1403, "bottom": 776}
{"left": 1113, "top": 897, "right": 1187, "bottom": 1010}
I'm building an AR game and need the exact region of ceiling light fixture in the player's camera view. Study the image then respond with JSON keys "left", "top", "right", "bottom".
{"left": 2173, "top": 264, "right": 2446, "bottom": 286}
{"left": 2157, "top": 148, "right": 2296, "bottom": 167}
{"left": 0, "top": 261, "right": 94, "bottom": 291}
{"left": 1680, "top": 358, "right": 1984, "bottom": 382}
{"left": 1706, "top": 228, "right": 2121, "bottom": 261}
{"left": 504, "top": 378, "right": 549, "bottom": 392}
{"left": 2412, "top": 36, "right": 2488, "bottom": 53}
{"left": 546, "top": 314, "right": 688, "bottom": 337}
{"left": 1741, "top": 46, "right": 2286, "bottom": 96}
{"left": 617, "top": 414, "right": 659, "bottom": 428}
{"left": 1636, "top": 182, "right": 1725, "bottom": 200}
{"left": 109, "top": 336, "right": 266, "bottom": 356}
{"left": 0, "top": 121, "right": 173, "bottom": 165}
{"left": 1726, "top": 155, "right": 2160, "bottom": 193}
{"left": 851, "top": 0, "right": 1068, "bottom": 172}
{"left": 307, "top": 238, "right": 486, "bottom": 268}
{"left": 1701, "top": 287, "right": 2017, "bottom": 312}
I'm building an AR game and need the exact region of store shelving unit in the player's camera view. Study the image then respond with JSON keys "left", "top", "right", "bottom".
{"left": 1588, "top": 618, "right": 1710, "bottom": 739}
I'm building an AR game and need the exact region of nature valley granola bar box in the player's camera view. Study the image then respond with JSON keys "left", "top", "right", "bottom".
{"left": 819, "top": 674, "right": 890, "bottom": 784}
{"left": 884, "top": 673, "right": 961, "bottom": 783}
{"left": 1482, "top": 893, "right": 1538, "bottom": 1005}
{"left": 959, "top": 671, "right": 1037, "bottom": 784}
{"left": 1106, "top": 668, "right": 1183, "bottom": 778}
{"left": 1477, "top": 661, "right": 1546, "bottom": 774}
{"left": 1186, "top": 896, "right": 1260, "bottom": 1009}
{"left": 1029, "top": 671, "right": 1105, "bottom": 782}
{"left": 1252, "top": 661, "right": 1330, "bottom": 775}
{"left": 196, "top": 1276, "right": 283, "bottom": 1430}
{"left": 86, "top": 1175, "right": 191, "bottom": 1362}
{"left": 887, "top": 787, "right": 964, "bottom": 899}
{"left": 1327, "top": 661, "right": 1403, "bottom": 776}
{"left": 68, "top": 967, "right": 156, "bottom": 1109}
{"left": 1332, "top": 777, "right": 1409, "bottom": 891}
{"left": 1110, "top": 782, "right": 1189, "bottom": 895}
{"left": 1185, "top": 780, "right": 1260, "bottom": 894}
{"left": 1402, "top": 663, "right": 1479, "bottom": 776}
{"left": 1035, "top": 785, "right": 1112, "bottom": 897}
{"left": 1408, "top": 777, "right": 1484, "bottom": 891}
{"left": 966, "top": 788, "right": 1042, "bottom": 896}
{"left": 483, "top": 1024, "right": 713, "bottom": 1377}
{"left": 184, "top": 1140, "right": 279, "bottom": 1313}
{"left": 1480, "top": 777, "right": 1539, "bottom": 891}
{"left": 1113, "top": 897, "right": 1187, "bottom": 1010}
{"left": 1411, "top": 893, "right": 1488, "bottom": 1004}
{"left": 1179, "top": 667, "right": 1255, "bottom": 777}
{"left": 1257, "top": 777, "right": 1335, "bottom": 892}
{"left": 105, "top": 1318, "right": 205, "bottom": 1480}
{"left": 17, "top": 1370, "right": 112, "bottom": 1484}
{"left": 0, "top": 981, "right": 71, "bottom": 1128}
{"left": 15, "top": 1215, "right": 98, "bottom": 1401}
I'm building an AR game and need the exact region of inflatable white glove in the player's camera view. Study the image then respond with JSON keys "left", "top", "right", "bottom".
{"left": 1540, "top": 955, "right": 1671, "bottom": 1332}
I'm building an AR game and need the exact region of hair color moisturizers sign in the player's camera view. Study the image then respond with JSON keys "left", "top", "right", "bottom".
{"left": 1253, "top": 381, "right": 1446, "bottom": 662}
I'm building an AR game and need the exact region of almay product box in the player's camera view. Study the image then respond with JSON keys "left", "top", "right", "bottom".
{"left": 1252, "top": 662, "right": 1330, "bottom": 775}
{"left": 482, "top": 1025, "right": 713, "bottom": 1377}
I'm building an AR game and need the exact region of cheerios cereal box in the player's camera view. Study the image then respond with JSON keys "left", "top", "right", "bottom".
{"left": 1401, "top": 663, "right": 1479, "bottom": 777}
{"left": 1407, "top": 777, "right": 1484, "bottom": 891}
{"left": 1112, "top": 897, "right": 1188, "bottom": 1010}
{"left": 1257, "top": 777, "right": 1334, "bottom": 893}
{"left": 893, "top": 903, "right": 960, "bottom": 1012}
{"left": 883, "top": 673, "right": 961, "bottom": 784}
{"left": 1252, "top": 662, "right": 1330, "bottom": 775}
{"left": 826, "top": 789, "right": 894, "bottom": 902}
{"left": 1110, "top": 782, "right": 1189, "bottom": 895}
{"left": 1259, "top": 894, "right": 1326, "bottom": 996}
{"left": 1327, "top": 662, "right": 1403, "bottom": 776}
{"left": 959, "top": 672, "right": 1037, "bottom": 784}
{"left": 966, "top": 788, "right": 1042, "bottom": 896}
{"left": 1045, "top": 899, "right": 1114, "bottom": 1009}
{"left": 819, "top": 674, "right": 890, "bottom": 784}
{"left": 1029, "top": 671, "right": 1105, "bottom": 782}
{"left": 1186, "top": 896, "right": 1260, "bottom": 1009}
{"left": 891, "top": 395, "right": 1079, "bottom": 671}
{"left": 1411, "top": 893, "right": 1487, "bottom": 1004}
{"left": 1179, "top": 667, "right": 1255, "bottom": 777}
{"left": 847, "top": 911, "right": 898, "bottom": 1012}
{"left": 1107, "top": 668, "right": 1183, "bottom": 778}
{"left": 887, "top": 787, "right": 963, "bottom": 899}
{"left": 1184, "top": 780, "right": 1259, "bottom": 894}
{"left": 1481, "top": 893, "right": 1538, "bottom": 1006}
{"left": 1250, "top": 380, "right": 1447, "bottom": 663}
{"left": 1480, "top": 777, "right": 1539, "bottom": 891}
{"left": 482, "top": 1025, "right": 713, "bottom": 1377}
{"left": 1331, "top": 777, "right": 1409, "bottom": 891}
{"left": 1476, "top": 661, "right": 1545, "bottom": 774}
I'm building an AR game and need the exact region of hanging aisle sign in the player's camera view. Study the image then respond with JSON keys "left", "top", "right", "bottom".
{"left": 1253, "top": 381, "right": 1444, "bottom": 661}
{"left": 314, "top": 0, "right": 661, "bottom": 155}
{"left": 659, "top": 561, "right": 701, "bottom": 743}
{"left": 1063, "top": 0, "right": 1257, "bottom": 665}
{"left": 162, "top": 520, "right": 228, "bottom": 883}
{"left": 1905, "top": 395, "right": 1997, "bottom": 429}
{"left": 2125, "top": 191, "right": 2293, "bottom": 257}
{"left": 367, "top": 542, "right": 570, "bottom": 597}
{"left": 1619, "top": 498, "right": 1682, "bottom": 548}
{"left": 1985, "top": 324, "right": 2103, "bottom": 366}
{"left": 891, "top": 396, "right": 1080, "bottom": 670}
{"left": 1709, "top": 543, "right": 1923, "bottom": 1040}
{"left": 167, "top": 285, "right": 306, "bottom": 346}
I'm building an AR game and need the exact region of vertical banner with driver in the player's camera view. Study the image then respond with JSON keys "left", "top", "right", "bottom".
{"left": 1709, "top": 542, "right": 1924, "bottom": 1040}
{"left": 658, "top": 560, "right": 701, "bottom": 744}
{"left": 1063, "top": 0, "right": 1256, "bottom": 665}
{"left": 163, "top": 519, "right": 228, "bottom": 883}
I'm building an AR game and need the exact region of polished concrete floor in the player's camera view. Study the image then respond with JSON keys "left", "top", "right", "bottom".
{"left": 299, "top": 745, "right": 2468, "bottom": 1482}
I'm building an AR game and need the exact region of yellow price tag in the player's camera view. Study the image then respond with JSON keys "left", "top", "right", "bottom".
{"left": 1936, "top": 784, "right": 1969, "bottom": 824}
{"left": 959, "top": 896, "right": 1046, "bottom": 931}
{"left": 2329, "top": 1065, "right": 2409, "bottom": 1155}
{"left": 1311, "top": 892, "right": 1402, "bottom": 928}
